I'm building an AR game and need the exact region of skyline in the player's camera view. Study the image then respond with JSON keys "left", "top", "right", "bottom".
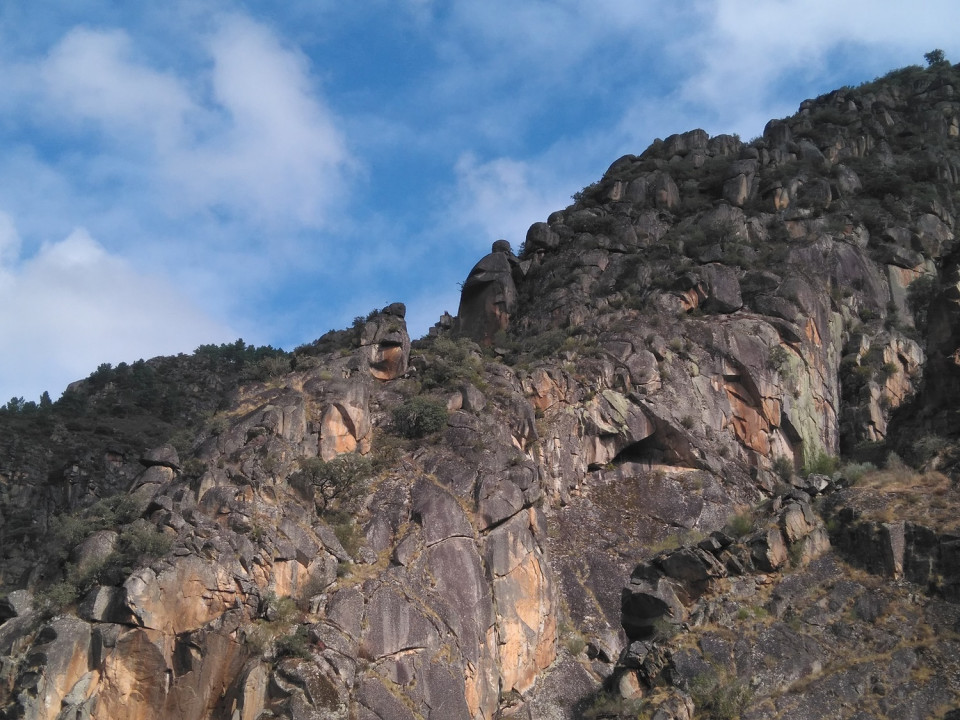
{"left": 2, "top": 1, "right": 959, "bottom": 403}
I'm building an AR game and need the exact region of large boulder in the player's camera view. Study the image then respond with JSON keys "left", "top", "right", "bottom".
{"left": 359, "top": 302, "right": 411, "bottom": 380}
{"left": 457, "top": 240, "right": 525, "bottom": 344}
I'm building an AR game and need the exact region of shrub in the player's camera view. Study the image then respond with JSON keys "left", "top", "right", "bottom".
{"left": 52, "top": 495, "right": 143, "bottom": 552}
{"left": 768, "top": 346, "right": 790, "bottom": 371}
{"left": 839, "top": 461, "right": 875, "bottom": 485}
{"left": 924, "top": 49, "right": 948, "bottom": 67}
{"left": 119, "top": 520, "right": 173, "bottom": 560}
{"left": 36, "top": 581, "right": 80, "bottom": 617}
{"left": 326, "top": 509, "right": 363, "bottom": 558}
{"left": 518, "top": 328, "right": 567, "bottom": 359}
{"left": 652, "top": 615, "right": 680, "bottom": 641}
{"left": 582, "top": 691, "right": 646, "bottom": 719}
{"left": 803, "top": 451, "right": 838, "bottom": 477}
{"left": 291, "top": 454, "right": 372, "bottom": 513}
{"left": 245, "top": 356, "right": 292, "bottom": 382}
{"left": 417, "top": 336, "right": 484, "bottom": 390}
{"left": 907, "top": 274, "right": 937, "bottom": 332}
{"left": 689, "top": 668, "right": 752, "bottom": 720}
{"left": 908, "top": 433, "right": 949, "bottom": 466}
{"left": 392, "top": 397, "right": 448, "bottom": 439}
{"left": 726, "top": 512, "right": 754, "bottom": 538}
{"left": 262, "top": 593, "right": 300, "bottom": 624}
{"left": 772, "top": 456, "right": 794, "bottom": 482}
{"left": 571, "top": 181, "right": 600, "bottom": 205}
{"left": 182, "top": 457, "right": 207, "bottom": 479}
{"left": 885, "top": 451, "right": 907, "bottom": 470}
{"left": 275, "top": 625, "right": 312, "bottom": 659}
{"left": 559, "top": 621, "right": 587, "bottom": 656}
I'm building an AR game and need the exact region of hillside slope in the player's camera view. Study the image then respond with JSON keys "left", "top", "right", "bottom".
{"left": 3, "top": 60, "right": 960, "bottom": 719}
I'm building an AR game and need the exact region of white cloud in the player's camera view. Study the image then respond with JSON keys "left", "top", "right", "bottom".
{"left": 173, "top": 15, "right": 352, "bottom": 226}
{"left": 31, "top": 15, "right": 352, "bottom": 229}
{"left": 0, "top": 223, "right": 234, "bottom": 402}
{"left": 450, "top": 152, "right": 574, "bottom": 252}
{"left": 666, "top": 0, "right": 960, "bottom": 137}
{"left": 40, "top": 27, "right": 192, "bottom": 149}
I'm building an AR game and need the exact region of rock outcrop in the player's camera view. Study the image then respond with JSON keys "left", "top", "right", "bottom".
{"left": 359, "top": 302, "right": 411, "bottom": 381}
{"left": 457, "top": 240, "right": 525, "bottom": 345}
{"left": 4, "top": 59, "right": 960, "bottom": 720}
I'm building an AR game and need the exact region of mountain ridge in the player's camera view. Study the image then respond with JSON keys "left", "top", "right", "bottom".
{"left": 2, "top": 58, "right": 960, "bottom": 719}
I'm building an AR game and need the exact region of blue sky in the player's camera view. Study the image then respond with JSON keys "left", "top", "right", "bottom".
{"left": 2, "top": 0, "right": 959, "bottom": 403}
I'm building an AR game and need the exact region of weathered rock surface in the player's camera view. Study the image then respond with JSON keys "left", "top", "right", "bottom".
{"left": 4, "top": 60, "right": 960, "bottom": 720}
{"left": 457, "top": 240, "right": 525, "bottom": 345}
{"left": 359, "top": 302, "right": 411, "bottom": 381}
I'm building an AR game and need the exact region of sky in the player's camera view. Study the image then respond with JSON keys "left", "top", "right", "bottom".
{"left": 1, "top": 1, "right": 959, "bottom": 403}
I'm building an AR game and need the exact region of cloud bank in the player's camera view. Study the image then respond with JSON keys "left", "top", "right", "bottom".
{"left": 0, "top": 221, "right": 233, "bottom": 402}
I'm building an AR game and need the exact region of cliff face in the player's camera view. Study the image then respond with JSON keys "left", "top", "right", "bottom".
{"left": 3, "top": 61, "right": 960, "bottom": 720}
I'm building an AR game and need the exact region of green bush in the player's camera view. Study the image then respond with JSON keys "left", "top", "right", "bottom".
{"left": 326, "top": 509, "right": 363, "bottom": 558}
{"left": 119, "top": 520, "right": 173, "bottom": 560}
{"left": 690, "top": 668, "right": 752, "bottom": 720}
{"left": 908, "top": 433, "right": 949, "bottom": 466}
{"left": 262, "top": 592, "right": 300, "bottom": 624}
{"left": 182, "top": 457, "right": 208, "bottom": 479}
{"left": 803, "top": 451, "right": 839, "bottom": 477}
{"left": 416, "top": 336, "right": 484, "bottom": 390}
{"left": 66, "top": 519, "right": 174, "bottom": 592}
{"left": 839, "top": 461, "right": 875, "bottom": 485}
{"left": 245, "top": 356, "right": 292, "bottom": 382}
{"left": 291, "top": 454, "right": 371, "bottom": 513}
{"left": 582, "top": 691, "right": 646, "bottom": 719}
{"left": 768, "top": 346, "right": 790, "bottom": 371}
{"left": 726, "top": 512, "right": 754, "bottom": 538}
{"left": 52, "top": 495, "right": 144, "bottom": 552}
{"left": 907, "top": 274, "right": 937, "bottom": 332}
{"left": 275, "top": 625, "right": 312, "bottom": 659}
{"left": 36, "top": 581, "right": 80, "bottom": 617}
{"left": 924, "top": 49, "right": 948, "bottom": 67}
{"left": 392, "top": 397, "right": 448, "bottom": 439}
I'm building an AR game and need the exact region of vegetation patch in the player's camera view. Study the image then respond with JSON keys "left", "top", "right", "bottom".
{"left": 290, "top": 454, "right": 372, "bottom": 514}
{"left": 391, "top": 397, "right": 449, "bottom": 439}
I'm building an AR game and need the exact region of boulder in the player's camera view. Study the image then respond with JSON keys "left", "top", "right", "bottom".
{"left": 623, "top": 564, "right": 686, "bottom": 639}
{"left": 78, "top": 585, "right": 126, "bottom": 623}
{"left": 525, "top": 222, "right": 561, "bottom": 252}
{"left": 700, "top": 263, "right": 743, "bottom": 313}
{"left": 750, "top": 527, "right": 789, "bottom": 572}
{"left": 319, "top": 381, "right": 371, "bottom": 460}
{"left": 457, "top": 241, "right": 525, "bottom": 344}
{"left": 360, "top": 303, "right": 411, "bottom": 380}
{"left": 140, "top": 444, "right": 180, "bottom": 470}
{"left": 71, "top": 529, "right": 119, "bottom": 578}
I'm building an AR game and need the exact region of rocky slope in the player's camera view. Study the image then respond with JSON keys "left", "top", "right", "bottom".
{"left": 3, "top": 59, "right": 960, "bottom": 719}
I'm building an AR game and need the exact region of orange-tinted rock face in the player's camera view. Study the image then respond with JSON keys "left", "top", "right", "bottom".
{"left": 369, "top": 344, "right": 406, "bottom": 380}
{"left": 11, "top": 64, "right": 960, "bottom": 720}
{"left": 123, "top": 557, "right": 239, "bottom": 636}
{"left": 485, "top": 510, "right": 557, "bottom": 697}
{"left": 360, "top": 302, "right": 411, "bottom": 380}
{"left": 724, "top": 378, "right": 772, "bottom": 455}
{"left": 318, "top": 382, "right": 371, "bottom": 460}
{"left": 320, "top": 404, "right": 358, "bottom": 458}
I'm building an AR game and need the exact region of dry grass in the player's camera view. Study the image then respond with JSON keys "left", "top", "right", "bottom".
{"left": 856, "top": 468, "right": 950, "bottom": 493}
{"left": 848, "top": 469, "right": 959, "bottom": 532}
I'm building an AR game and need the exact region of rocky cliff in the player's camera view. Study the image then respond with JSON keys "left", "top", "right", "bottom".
{"left": 3, "top": 59, "right": 960, "bottom": 719}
